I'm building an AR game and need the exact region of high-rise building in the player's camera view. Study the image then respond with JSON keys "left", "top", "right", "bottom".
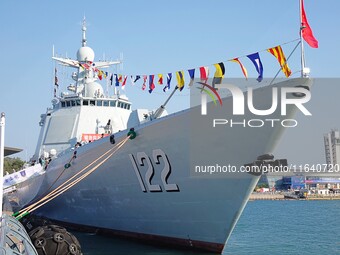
{"left": 324, "top": 130, "right": 340, "bottom": 166}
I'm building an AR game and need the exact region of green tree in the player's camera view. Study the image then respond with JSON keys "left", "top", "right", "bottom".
{"left": 258, "top": 183, "right": 269, "bottom": 189}
{"left": 3, "top": 157, "right": 25, "bottom": 175}
{"left": 254, "top": 183, "right": 270, "bottom": 191}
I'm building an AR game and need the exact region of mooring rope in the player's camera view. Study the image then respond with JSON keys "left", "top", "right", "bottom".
{"left": 26, "top": 137, "right": 126, "bottom": 210}
{"left": 42, "top": 148, "right": 79, "bottom": 197}
{"left": 14, "top": 135, "right": 131, "bottom": 220}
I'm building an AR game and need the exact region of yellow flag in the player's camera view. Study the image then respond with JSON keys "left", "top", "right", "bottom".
{"left": 213, "top": 63, "right": 225, "bottom": 78}
{"left": 267, "top": 46, "right": 292, "bottom": 78}
{"left": 176, "top": 71, "right": 185, "bottom": 91}
{"left": 158, "top": 74, "right": 163, "bottom": 85}
{"left": 212, "top": 63, "right": 225, "bottom": 87}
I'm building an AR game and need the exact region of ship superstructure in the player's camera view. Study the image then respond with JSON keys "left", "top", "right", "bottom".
{"left": 34, "top": 19, "right": 158, "bottom": 161}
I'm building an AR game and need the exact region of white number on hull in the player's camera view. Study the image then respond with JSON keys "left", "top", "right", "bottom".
{"left": 129, "top": 149, "right": 179, "bottom": 192}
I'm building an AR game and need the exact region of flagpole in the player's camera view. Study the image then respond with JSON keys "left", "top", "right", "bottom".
{"left": 0, "top": 113, "right": 5, "bottom": 219}
{"left": 299, "top": 0, "right": 306, "bottom": 77}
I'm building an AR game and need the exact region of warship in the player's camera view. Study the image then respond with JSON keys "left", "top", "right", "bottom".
{"left": 5, "top": 15, "right": 314, "bottom": 253}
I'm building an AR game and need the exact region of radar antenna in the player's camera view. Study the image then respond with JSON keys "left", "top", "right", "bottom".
{"left": 82, "top": 17, "right": 87, "bottom": 47}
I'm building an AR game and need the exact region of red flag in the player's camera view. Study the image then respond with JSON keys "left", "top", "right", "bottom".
{"left": 199, "top": 66, "right": 209, "bottom": 83}
{"left": 122, "top": 75, "right": 128, "bottom": 89}
{"left": 301, "top": 0, "right": 318, "bottom": 48}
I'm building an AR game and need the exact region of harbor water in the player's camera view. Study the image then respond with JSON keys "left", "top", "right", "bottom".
{"left": 74, "top": 200, "right": 340, "bottom": 254}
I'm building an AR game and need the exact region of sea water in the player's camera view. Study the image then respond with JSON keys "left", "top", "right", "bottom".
{"left": 74, "top": 200, "right": 340, "bottom": 255}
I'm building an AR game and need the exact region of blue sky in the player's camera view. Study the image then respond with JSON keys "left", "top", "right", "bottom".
{"left": 0, "top": 0, "right": 339, "bottom": 164}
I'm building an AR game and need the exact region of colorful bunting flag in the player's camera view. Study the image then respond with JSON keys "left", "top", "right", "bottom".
{"left": 95, "top": 41, "right": 297, "bottom": 94}
{"left": 134, "top": 75, "right": 141, "bottom": 83}
{"left": 98, "top": 70, "right": 103, "bottom": 80}
{"left": 122, "top": 75, "right": 128, "bottom": 89}
{"left": 109, "top": 74, "right": 113, "bottom": 86}
{"left": 267, "top": 46, "right": 292, "bottom": 78}
{"left": 163, "top": 73, "right": 172, "bottom": 92}
{"left": 188, "top": 69, "right": 195, "bottom": 87}
{"left": 247, "top": 53, "right": 263, "bottom": 82}
{"left": 149, "top": 75, "right": 155, "bottom": 93}
{"left": 142, "top": 75, "right": 147, "bottom": 90}
{"left": 158, "top": 74, "right": 163, "bottom": 85}
{"left": 230, "top": 58, "right": 248, "bottom": 80}
{"left": 199, "top": 66, "right": 209, "bottom": 83}
{"left": 80, "top": 63, "right": 91, "bottom": 70}
{"left": 176, "top": 71, "right": 185, "bottom": 91}
{"left": 114, "top": 74, "right": 119, "bottom": 87}
{"left": 130, "top": 75, "right": 135, "bottom": 86}
{"left": 301, "top": 0, "right": 318, "bottom": 48}
{"left": 212, "top": 62, "right": 225, "bottom": 87}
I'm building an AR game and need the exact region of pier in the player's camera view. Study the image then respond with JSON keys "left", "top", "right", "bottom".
{"left": 249, "top": 192, "right": 340, "bottom": 200}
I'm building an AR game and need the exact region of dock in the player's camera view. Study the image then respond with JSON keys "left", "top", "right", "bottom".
{"left": 249, "top": 192, "right": 340, "bottom": 200}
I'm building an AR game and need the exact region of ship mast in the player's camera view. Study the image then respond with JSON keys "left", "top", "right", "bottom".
{"left": 299, "top": 0, "right": 310, "bottom": 78}
{"left": 76, "top": 17, "right": 88, "bottom": 93}
{"left": 82, "top": 17, "right": 87, "bottom": 47}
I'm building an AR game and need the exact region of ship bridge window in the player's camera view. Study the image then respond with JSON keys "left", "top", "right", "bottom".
{"left": 110, "top": 101, "right": 116, "bottom": 107}
{"left": 127, "top": 104, "right": 131, "bottom": 110}
{"left": 66, "top": 101, "right": 71, "bottom": 107}
{"left": 103, "top": 101, "right": 109, "bottom": 107}
{"left": 61, "top": 101, "right": 66, "bottom": 108}
{"left": 76, "top": 100, "right": 81, "bottom": 106}
{"left": 90, "top": 100, "right": 95, "bottom": 106}
{"left": 97, "top": 100, "right": 103, "bottom": 106}
{"left": 119, "top": 102, "right": 127, "bottom": 109}
{"left": 83, "top": 100, "right": 89, "bottom": 106}
{"left": 71, "top": 100, "right": 76, "bottom": 107}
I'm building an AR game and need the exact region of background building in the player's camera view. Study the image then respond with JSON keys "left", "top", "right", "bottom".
{"left": 324, "top": 129, "right": 340, "bottom": 166}
{"left": 258, "top": 170, "right": 340, "bottom": 193}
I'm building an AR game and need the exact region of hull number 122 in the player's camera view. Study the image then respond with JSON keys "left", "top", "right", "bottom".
{"left": 129, "top": 149, "right": 179, "bottom": 192}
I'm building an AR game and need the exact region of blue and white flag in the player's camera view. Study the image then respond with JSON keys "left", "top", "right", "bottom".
{"left": 247, "top": 52, "right": 263, "bottom": 82}
{"left": 188, "top": 69, "right": 195, "bottom": 87}
{"left": 163, "top": 73, "right": 172, "bottom": 92}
